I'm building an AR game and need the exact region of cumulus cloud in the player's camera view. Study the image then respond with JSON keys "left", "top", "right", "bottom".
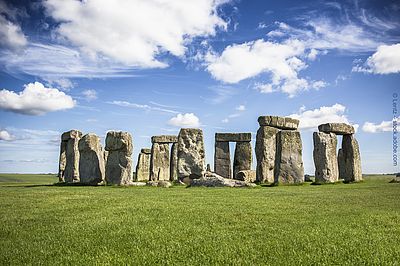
{"left": 82, "top": 89, "right": 97, "bottom": 101}
{"left": 352, "top": 43, "right": 400, "bottom": 74}
{"left": 362, "top": 119, "right": 396, "bottom": 133}
{"left": 0, "top": 14, "right": 27, "bottom": 51}
{"left": 0, "top": 82, "right": 75, "bottom": 115}
{"left": 168, "top": 113, "right": 201, "bottom": 127}
{"left": 289, "top": 103, "right": 358, "bottom": 131}
{"left": 0, "top": 129, "right": 15, "bottom": 141}
{"left": 206, "top": 39, "right": 326, "bottom": 97}
{"left": 44, "top": 0, "right": 228, "bottom": 68}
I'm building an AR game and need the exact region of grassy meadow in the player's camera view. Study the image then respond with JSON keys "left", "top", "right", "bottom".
{"left": 0, "top": 173, "right": 399, "bottom": 265}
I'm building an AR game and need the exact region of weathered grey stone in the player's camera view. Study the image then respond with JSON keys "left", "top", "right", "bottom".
{"left": 150, "top": 143, "right": 170, "bottom": 181}
{"left": 233, "top": 141, "right": 252, "bottom": 178}
{"left": 78, "top": 133, "right": 105, "bottom": 185}
{"left": 274, "top": 130, "right": 304, "bottom": 184}
{"left": 341, "top": 135, "right": 362, "bottom": 182}
{"left": 215, "top": 133, "right": 252, "bottom": 142}
{"left": 313, "top": 132, "right": 339, "bottom": 183}
{"left": 255, "top": 126, "right": 279, "bottom": 183}
{"left": 146, "top": 180, "right": 172, "bottom": 188}
{"left": 318, "top": 123, "right": 355, "bottom": 135}
{"left": 390, "top": 173, "right": 400, "bottom": 183}
{"left": 170, "top": 143, "right": 178, "bottom": 181}
{"left": 235, "top": 170, "right": 256, "bottom": 183}
{"left": 135, "top": 150, "right": 151, "bottom": 181}
{"left": 177, "top": 128, "right": 205, "bottom": 179}
{"left": 141, "top": 148, "right": 151, "bottom": 154}
{"left": 304, "top": 174, "right": 313, "bottom": 182}
{"left": 128, "top": 182, "right": 147, "bottom": 186}
{"left": 190, "top": 173, "right": 257, "bottom": 187}
{"left": 258, "top": 116, "right": 299, "bottom": 130}
{"left": 338, "top": 148, "right": 345, "bottom": 180}
{"left": 214, "top": 141, "right": 231, "bottom": 179}
{"left": 60, "top": 130, "right": 82, "bottom": 183}
{"left": 151, "top": 135, "right": 178, "bottom": 143}
{"left": 105, "top": 131, "right": 133, "bottom": 185}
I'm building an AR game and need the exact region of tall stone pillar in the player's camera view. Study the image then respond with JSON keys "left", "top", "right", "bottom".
{"left": 60, "top": 130, "right": 82, "bottom": 183}
{"left": 170, "top": 143, "right": 178, "bottom": 181}
{"left": 233, "top": 142, "right": 252, "bottom": 178}
{"left": 341, "top": 135, "right": 362, "bottom": 182}
{"left": 255, "top": 126, "right": 279, "bottom": 183}
{"left": 78, "top": 133, "right": 105, "bottom": 185}
{"left": 338, "top": 148, "right": 345, "bottom": 180}
{"left": 135, "top": 148, "right": 151, "bottom": 181}
{"left": 150, "top": 143, "right": 170, "bottom": 181}
{"left": 313, "top": 132, "right": 338, "bottom": 183}
{"left": 274, "top": 130, "right": 304, "bottom": 184}
{"left": 214, "top": 141, "right": 231, "bottom": 179}
{"left": 105, "top": 131, "right": 133, "bottom": 185}
{"left": 177, "top": 128, "right": 205, "bottom": 179}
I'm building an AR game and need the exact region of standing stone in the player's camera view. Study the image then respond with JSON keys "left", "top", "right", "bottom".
{"left": 78, "top": 133, "right": 105, "bottom": 185}
{"left": 177, "top": 128, "right": 205, "bottom": 179}
{"left": 341, "top": 135, "right": 362, "bottom": 182}
{"left": 214, "top": 141, "right": 231, "bottom": 179}
{"left": 105, "top": 131, "right": 133, "bottom": 185}
{"left": 135, "top": 148, "right": 151, "bottom": 181}
{"left": 58, "top": 141, "right": 67, "bottom": 182}
{"left": 170, "top": 143, "right": 178, "bottom": 181}
{"left": 233, "top": 142, "right": 252, "bottom": 178}
{"left": 150, "top": 143, "right": 170, "bottom": 181}
{"left": 61, "top": 130, "right": 82, "bottom": 183}
{"left": 338, "top": 148, "right": 345, "bottom": 180}
{"left": 274, "top": 130, "right": 304, "bottom": 184}
{"left": 313, "top": 132, "right": 339, "bottom": 183}
{"left": 255, "top": 126, "right": 279, "bottom": 183}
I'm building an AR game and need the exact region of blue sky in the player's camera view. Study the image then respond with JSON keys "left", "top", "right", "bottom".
{"left": 0, "top": 0, "right": 399, "bottom": 174}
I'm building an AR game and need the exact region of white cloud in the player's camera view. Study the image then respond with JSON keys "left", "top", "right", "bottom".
{"left": 43, "top": 77, "right": 74, "bottom": 90}
{"left": 206, "top": 39, "right": 326, "bottom": 97}
{"left": 352, "top": 43, "right": 400, "bottom": 74}
{"left": 236, "top": 105, "right": 246, "bottom": 111}
{"left": 0, "top": 129, "right": 15, "bottom": 141}
{"left": 0, "top": 82, "right": 75, "bottom": 115}
{"left": 362, "top": 119, "right": 396, "bottom": 133}
{"left": 289, "top": 103, "right": 358, "bottom": 131}
{"left": 0, "top": 15, "right": 27, "bottom": 50}
{"left": 255, "top": 83, "right": 275, "bottom": 94}
{"left": 44, "top": 0, "right": 228, "bottom": 68}
{"left": 168, "top": 113, "right": 201, "bottom": 128}
{"left": 221, "top": 118, "right": 229, "bottom": 123}
{"left": 109, "top": 100, "right": 178, "bottom": 114}
{"left": 82, "top": 89, "right": 97, "bottom": 101}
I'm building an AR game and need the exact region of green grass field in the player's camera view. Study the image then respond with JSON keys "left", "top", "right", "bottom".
{"left": 0, "top": 174, "right": 399, "bottom": 265}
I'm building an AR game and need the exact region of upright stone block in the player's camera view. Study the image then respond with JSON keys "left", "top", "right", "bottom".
{"left": 78, "top": 133, "right": 105, "bottom": 185}
{"left": 255, "top": 126, "right": 279, "bottom": 183}
{"left": 150, "top": 142, "right": 170, "bottom": 181}
{"left": 135, "top": 149, "right": 151, "bottom": 181}
{"left": 338, "top": 148, "right": 345, "bottom": 180}
{"left": 177, "top": 128, "right": 205, "bottom": 179}
{"left": 105, "top": 131, "right": 133, "bottom": 185}
{"left": 274, "top": 130, "right": 304, "bottom": 184}
{"left": 341, "top": 135, "right": 362, "bottom": 182}
{"left": 313, "top": 132, "right": 339, "bottom": 183}
{"left": 170, "top": 143, "right": 178, "bottom": 181}
{"left": 60, "top": 130, "right": 82, "bottom": 183}
{"left": 233, "top": 141, "right": 252, "bottom": 178}
{"left": 214, "top": 141, "right": 231, "bottom": 179}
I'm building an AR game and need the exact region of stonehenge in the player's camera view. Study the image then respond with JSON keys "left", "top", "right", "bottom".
{"left": 57, "top": 118, "right": 363, "bottom": 187}
{"left": 78, "top": 133, "right": 105, "bottom": 185}
{"left": 149, "top": 135, "right": 178, "bottom": 181}
{"left": 255, "top": 116, "right": 304, "bottom": 184}
{"left": 313, "top": 123, "right": 362, "bottom": 183}
{"left": 214, "top": 132, "right": 252, "bottom": 180}
{"left": 105, "top": 131, "right": 133, "bottom": 185}
{"left": 58, "top": 130, "right": 82, "bottom": 183}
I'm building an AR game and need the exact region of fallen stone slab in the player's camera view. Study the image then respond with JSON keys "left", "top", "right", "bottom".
{"left": 151, "top": 135, "right": 178, "bottom": 143}
{"left": 235, "top": 170, "right": 256, "bottom": 183}
{"left": 258, "top": 116, "right": 299, "bottom": 130}
{"left": 189, "top": 173, "right": 257, "bottom": 188}
{"left": 215, "top": 133, "right": 252, "bottom": 142}
{"left": 128, "top": 182, "right": 147, "bottom": 186}
{"left": 318, "top": 123, "right": 355, "bottom": 135}
{"left": 146, "top": 180, "right": 172, "bottom": 188}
